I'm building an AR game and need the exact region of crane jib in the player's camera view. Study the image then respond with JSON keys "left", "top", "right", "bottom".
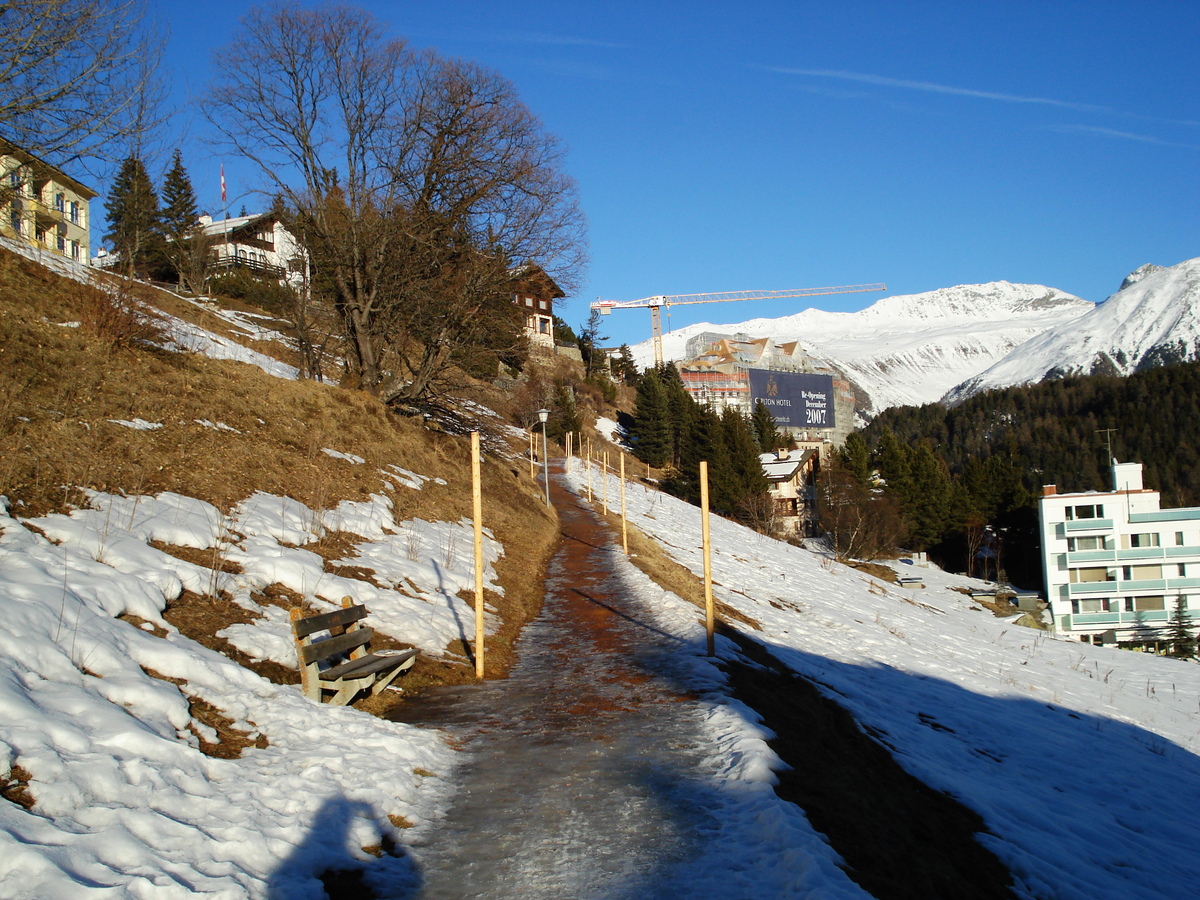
{"left": 589, "top": 283, "right": 887, "bottom": 366}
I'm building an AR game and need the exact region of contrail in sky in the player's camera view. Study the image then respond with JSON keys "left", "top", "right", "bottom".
{"left": 769, "top": 67, "right": 1111, "bottom": 114}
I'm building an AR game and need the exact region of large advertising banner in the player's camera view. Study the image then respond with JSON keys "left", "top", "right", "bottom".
{"left": 747, "top": 370, "right": 835, "bottom": 429}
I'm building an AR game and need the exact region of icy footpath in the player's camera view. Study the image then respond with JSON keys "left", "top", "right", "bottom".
{"left": 568, "top": 461, "right": 1200, "bottom": 900}
{"left": 404, "top": 470, "right": 868, "bottom": 899}
{"left": 0, "top": 482, "right": 503, "bottom": 898}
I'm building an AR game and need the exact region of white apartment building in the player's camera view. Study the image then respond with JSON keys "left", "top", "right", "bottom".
{"left": 1039, "top": 460, "right": 1200, "bottom": 644}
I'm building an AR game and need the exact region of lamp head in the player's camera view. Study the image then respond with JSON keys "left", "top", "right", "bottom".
{"left": 537, "top": 408, "right": 550, "bottom": 425}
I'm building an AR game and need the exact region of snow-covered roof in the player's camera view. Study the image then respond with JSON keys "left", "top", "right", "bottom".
{"left": 759, "top": 449, "right": 814, "bottom": 482}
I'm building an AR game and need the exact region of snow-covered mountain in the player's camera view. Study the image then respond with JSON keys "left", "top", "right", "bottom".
{"left": 632, "top": 282, "right": 1093, "bottom": 417}
{"left": 945, "top": 257, "right": 1200, "bottom": 404}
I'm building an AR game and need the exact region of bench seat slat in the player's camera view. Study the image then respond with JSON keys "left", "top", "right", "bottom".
{"left": 321, "top": 649, "right": 418, "bottom": 682}
{"left": 299, "top": 626, "right": 373, "bottom": 666}
{"left": 292, "top": 605, "right": 368, "bottom": 638}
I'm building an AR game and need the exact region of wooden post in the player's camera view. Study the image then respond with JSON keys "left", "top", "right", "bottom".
{"left": 289, "top": 607, "right": 317, "bottom": 699}
{"left": 620, "top": 453, "right": 628, "bottom": 555}
{"left": 602, "top": 450, "right": 609, "bottom": 515}
{"left": 700, "top": 460, "right": 715, "bottom": 657}
{"left": 528, "top": 430, "right": 535, "bottom": 479}
{"left": 472, "top": 432, "right": 485, "bottom": 679}
{"left": 586, "top": 445, "right": 593, "bottom": 503}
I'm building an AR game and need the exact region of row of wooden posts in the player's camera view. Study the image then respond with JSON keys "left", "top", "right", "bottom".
{"left": 470, "top": 429, "right": 718, "bottom": 679}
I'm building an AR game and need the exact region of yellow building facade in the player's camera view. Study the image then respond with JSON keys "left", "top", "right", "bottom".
{"left": 1, "top": 138, "right": 96, "bottom": 262}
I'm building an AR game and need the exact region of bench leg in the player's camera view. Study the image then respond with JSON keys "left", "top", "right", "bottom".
{"left": 327, "top": 679, "right": 362, "bottom": 706}
{"left": 369, "top": 661, "right": 411, "bottom": 697}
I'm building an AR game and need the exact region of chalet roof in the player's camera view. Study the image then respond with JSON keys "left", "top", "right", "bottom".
{"left": 198, "top": 211, "right": 279, "bottom": 239}
{"left": 759, "top": 449, "right": 815, "bottom": 482}
{"left": 510, "top": 262, "right": 565, "bottom": 299}
{"left": 0, "top": 137, "right": 97, "bottom": 199}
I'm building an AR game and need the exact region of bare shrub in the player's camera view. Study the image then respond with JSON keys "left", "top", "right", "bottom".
{"left": 738, "top": 490, "right": 780, "bottom": 537}
{"left": 817, "top": 461, "right": 908, "bottom": 562}
{"left": 78, "top": 282, "right": 166, "bottom": 349}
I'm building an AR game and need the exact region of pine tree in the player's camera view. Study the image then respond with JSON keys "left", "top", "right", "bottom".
{"left": 658, "top": 363, "right": 694, "bottom": 468}
{"left": 1167, "top": 597, "right": 1196, "bottom": 659}
{"left": 104, "top": 155, "right": 162, "bottom": 277}
{"left": 577, "top": 309, "right": 608, "bottom": 378}
{"left": 751, "top": 399, "right": 779, "bottom": 453}
{"left": 159, "top": 150, "right": 206, "bottom": 290}
{"left": 548, "top": 381, "right": 582, "bottom": 445}
{"left": 613, "top": 344, "right": 639, "bottom": 384}
{"left": 719, "top": 407, "right": 769, "bottom": 519}
{"left": 665, "top": 405, "right": 722, "bottom": 507}
{"left": 160, "top": 150, "right": 198, "bottom": 243}
{"left": 629, "top": 369, "right": 671, "bottom": 468}
{"left": 840, "top": 432, "right": 871, "bottom": 484}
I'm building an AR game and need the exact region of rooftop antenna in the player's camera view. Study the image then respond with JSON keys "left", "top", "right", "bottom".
{"left": 1096, "top": 428, "right": 1117, "bottom": 465}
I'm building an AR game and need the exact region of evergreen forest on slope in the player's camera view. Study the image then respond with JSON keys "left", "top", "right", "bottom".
{"left": 855, "top": 359, "right": 1200, "bottom": 588}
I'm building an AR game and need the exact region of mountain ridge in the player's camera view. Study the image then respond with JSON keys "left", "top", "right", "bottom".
{"left": 632, "top": 281, "right": 1093, "bottom": 417}
{"left": 944, "top": 257, "right": 1200, "bottom": 405}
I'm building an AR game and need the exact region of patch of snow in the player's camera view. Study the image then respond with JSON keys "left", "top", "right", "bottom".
{"left": 160, "top": 314, "right": 300, "bottom": 381}
{"left": 0, "top": 494, "right": 461, "bottom": 898}
{"left": 108, "top": 418, "right": 163, "bottom": 431}
{"left": 947, "top": 256, "right": 1200, "bottom": 403}
{"left": 322, "top": 448, "right": 365, "bottom": 464}
{"left": 195, "top": 419, "right": 242, "bottom": 433}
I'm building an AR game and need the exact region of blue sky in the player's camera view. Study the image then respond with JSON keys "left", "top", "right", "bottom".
{"left": 156, "top": 0, "right": 1199, "bottom": 348}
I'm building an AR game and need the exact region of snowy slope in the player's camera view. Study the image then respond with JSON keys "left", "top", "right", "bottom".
{"left": 632, "top": 283, "right": 1092, "bottom": 416}
{"left": 0, "top": 487, "right": 480, "bottom": 898}
{"left": 946, "top": 257, "right": 1200, "bottom": 404}
{"left": 568, "top": 461, "right": 1200, "bottom": 900}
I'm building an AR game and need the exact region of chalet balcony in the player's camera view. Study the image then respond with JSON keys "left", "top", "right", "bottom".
{"left": 208, "top": 254, "right": 285, "bottom": 279}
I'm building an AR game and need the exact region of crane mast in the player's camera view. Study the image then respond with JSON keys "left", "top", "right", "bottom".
{"left": 592, "top": 284, "right": 887, "bottom": 366}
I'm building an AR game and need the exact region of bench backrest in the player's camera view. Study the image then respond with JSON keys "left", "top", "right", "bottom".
{"left": 290, "top": 598, "right": 375, "bottom": 701}
{"left": 291, "top": 600, "right": 373, "bottom": 666}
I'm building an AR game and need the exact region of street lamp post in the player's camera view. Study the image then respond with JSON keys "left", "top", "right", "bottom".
{"left": 537, "top": 408, "right": 551, "bottom": 507}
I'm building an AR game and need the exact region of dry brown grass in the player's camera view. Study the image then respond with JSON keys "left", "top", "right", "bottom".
{"left": 1, "top": 765, "right": 34, "bottom": 810}
{"left": 0, "top": 247, "right": 560, "bottom": 704}
{"left": 141, "top": 667, "right": 269, "bottom": 759}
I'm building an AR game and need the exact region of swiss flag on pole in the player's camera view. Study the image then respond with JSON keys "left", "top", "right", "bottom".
{"left": 220, "top": 164, "right": 226, "bottom": 204}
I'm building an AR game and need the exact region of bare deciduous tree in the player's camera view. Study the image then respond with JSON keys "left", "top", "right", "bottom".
{"left": 0, "top": 0, "right": 165, "bottom": 170}
{"left": 817, "top": 460, "right": 908, "bottom": 562}
{"left": 201, "top": 4, "right": 587, "bottom": 406}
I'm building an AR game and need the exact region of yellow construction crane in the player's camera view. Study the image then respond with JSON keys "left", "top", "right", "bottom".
{"left": 592, "top": 284, "right": 887, "bottom": 366}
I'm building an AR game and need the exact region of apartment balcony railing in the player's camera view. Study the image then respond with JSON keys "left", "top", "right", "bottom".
{"left": 1065, "top": 576, "right": 1200, "bottom": 597}
{"left": 1065, "top": 545, "right": 1200, "bottom": 565}
{"left": 1061, "top": 518, "right": 1114, "bottom": 534}
{"left": 1060, "top": 609, "right": 1172, "bottom": 629}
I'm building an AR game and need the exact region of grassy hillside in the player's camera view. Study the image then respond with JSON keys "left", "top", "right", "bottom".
{"left": 0, "top": 247, "right": 560, "bottom": 698}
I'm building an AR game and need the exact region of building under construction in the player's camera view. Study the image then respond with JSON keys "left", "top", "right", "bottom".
{"left": 677, "top": 332, "right": 855, "bottom": 446}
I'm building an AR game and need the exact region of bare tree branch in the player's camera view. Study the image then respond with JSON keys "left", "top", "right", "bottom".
{"left": 201, "top": 3, "right": 586, "bottom": 406}
{"left": 0, "top": 0, "right": 167, "bottom": 172}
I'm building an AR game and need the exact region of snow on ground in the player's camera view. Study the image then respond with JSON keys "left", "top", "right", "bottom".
{"left": 160, "top": 313, "right": 300, "bottom": 381}
{"left": 593, "top": 415, "right": 627, "bottom": 450}
{"left": 565, "top": 460, "right": 1200, "bottom": 900}
{"left": 591, "top": 507, "right": 871, "bottom": 897}
{"left": 0, "top": 479, "right": 509, "bottom": 897}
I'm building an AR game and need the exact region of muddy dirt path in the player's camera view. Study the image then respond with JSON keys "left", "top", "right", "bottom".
{"left": 392, "top": 469, "right": 729, "bottom": 899}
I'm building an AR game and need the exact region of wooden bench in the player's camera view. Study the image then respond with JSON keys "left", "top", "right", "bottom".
{"left": 290, "top": 598, "right": 417, "bottom": 706}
